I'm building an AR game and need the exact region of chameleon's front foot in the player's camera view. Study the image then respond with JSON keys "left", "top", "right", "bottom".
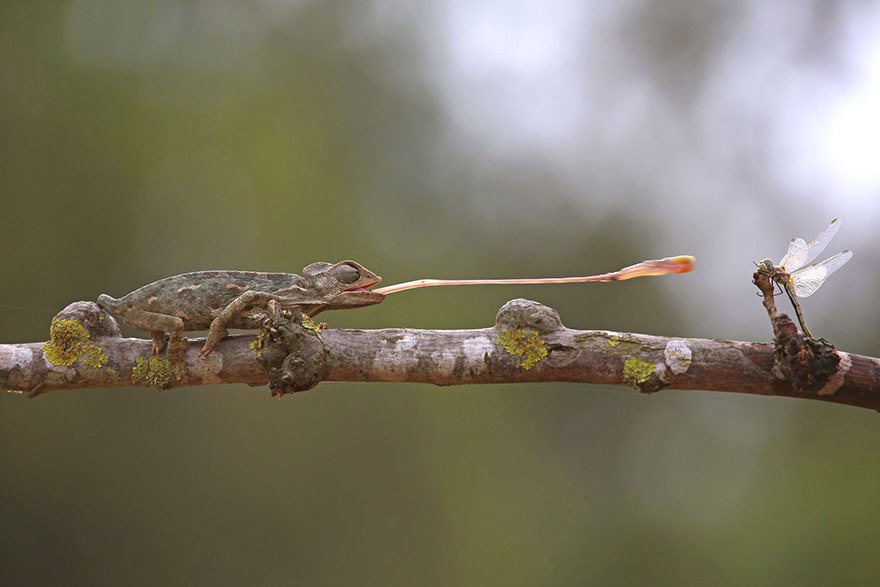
{"left": 200, "top": 324, "right": 228, "bottom": 358}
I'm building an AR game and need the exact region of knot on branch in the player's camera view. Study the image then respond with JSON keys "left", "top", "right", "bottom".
{"left": 491, "top": 299, "right": 564, "bottom": 372}
{"left": 772, "top": 317, "right": 841, "bottom": 395}
{"left": 258, "top": 310, "right": 329, "bottom": 397}
{"left": 495, "top": 299, "right": 564, "bottom": 333}
{"left": 41, "top": 302, "right": 121, "bottom": 373}
{"left": 53, "top": 302, "right": 122, "bottom": 339}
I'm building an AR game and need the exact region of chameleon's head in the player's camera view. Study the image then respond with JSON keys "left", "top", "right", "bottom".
{"left": 299, "top": 261, "right": 384, "bottom": 313}
{"left": 303, "top": 260, "right": 381, "bottom": 291}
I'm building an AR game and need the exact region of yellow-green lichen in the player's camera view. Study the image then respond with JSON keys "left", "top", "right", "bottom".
{"left": 301, "top": 314, "right": 322, "bottom": 333}
{"left": 495, "top": 329, "right": 548, "bottom": 370}
{"left": 608, "top": 335, "right": 620, "bottom": 347}
{"left": 82, "top": 347, "right": 108, "bottom": 369}
{"left": 43, "top": 319, "right": 108, "bottom": 368}
{"left": 623, "top": 357, "right": 655, "bottom": 388}
{"left": 132, "top": 356, "right": 175, "bottom": 390}
{"left": 249, "top": 330, "right": 266, "bottom": 358}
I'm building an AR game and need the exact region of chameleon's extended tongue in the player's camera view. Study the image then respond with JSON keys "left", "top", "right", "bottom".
{"left": 372, "top": 255, "right": 695, "bottom": 295}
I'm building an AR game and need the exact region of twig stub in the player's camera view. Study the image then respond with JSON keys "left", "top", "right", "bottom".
{"left": 753, "top": 270, "right": 846, "bottom": 396}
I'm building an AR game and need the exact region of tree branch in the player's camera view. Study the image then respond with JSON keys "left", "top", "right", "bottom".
{"left": 2, "top": 299, "right": 878, "bottom": 411}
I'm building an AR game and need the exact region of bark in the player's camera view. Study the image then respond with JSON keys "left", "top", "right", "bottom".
{"left": 1, "top": 298, "right": 878, "bottom": 411}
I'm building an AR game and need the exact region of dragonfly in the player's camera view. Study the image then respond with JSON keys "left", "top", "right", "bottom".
{"left": 373, "top": 255, "right": 695, "bottom": 295}
{"left": 756, "top": 218, "right": 853, "bottom": 338}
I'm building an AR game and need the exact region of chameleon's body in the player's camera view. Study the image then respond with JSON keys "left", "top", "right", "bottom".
{"left": 97, "top": 261, "right": 383, "bottom": 368}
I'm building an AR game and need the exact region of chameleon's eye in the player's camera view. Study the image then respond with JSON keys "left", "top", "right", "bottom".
{"left": 332, "top": 263, "right": 361, "bottom": 284}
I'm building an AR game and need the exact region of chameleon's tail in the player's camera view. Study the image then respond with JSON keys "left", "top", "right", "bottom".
{"left": 96, "top": 294, "right": 121, "bottom": 312}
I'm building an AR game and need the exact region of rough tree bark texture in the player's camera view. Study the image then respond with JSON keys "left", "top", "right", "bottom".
{"left": 1, "top": 298, "right": 878, "bottom": 411}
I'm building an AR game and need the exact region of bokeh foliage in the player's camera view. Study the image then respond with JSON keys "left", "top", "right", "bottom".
{"left": 3, "top": 2, "right": 880, "bottom": 585}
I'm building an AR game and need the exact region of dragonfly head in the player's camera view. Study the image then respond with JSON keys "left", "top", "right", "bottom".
{"left": 756, "top": 259, "right": 775, "bottom": 272}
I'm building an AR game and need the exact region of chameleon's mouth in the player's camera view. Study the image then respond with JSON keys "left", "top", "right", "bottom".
{"left": 346, "top": 277, "right": 382, "bottom": 292}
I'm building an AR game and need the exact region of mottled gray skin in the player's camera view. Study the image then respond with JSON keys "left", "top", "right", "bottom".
{"left": 97, "top": 260, "right": 383, "bottom": 369}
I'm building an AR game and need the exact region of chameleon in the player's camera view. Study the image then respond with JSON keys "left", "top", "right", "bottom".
{"left": 95, "top": 255, "right": 694, "bottom": 373}
{"left": 96, "top": 260, "right": 384, "bottom": 368}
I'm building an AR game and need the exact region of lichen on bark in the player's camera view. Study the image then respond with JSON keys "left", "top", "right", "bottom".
{"left": 43, "top": 319, "right": 108, "bottom": 368}
{"left": 623, "top": 357, "right": 655, "bottom": 388}
{"left": 131, "top": 356, "right": 176, "bottom": 389}
{"left": 495, "top": 329, "right": 548, "bottom": 370}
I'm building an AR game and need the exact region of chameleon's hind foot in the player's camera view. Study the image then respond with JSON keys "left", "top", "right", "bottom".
{"left": 151, "top": 332, "right": 166, "bottom": 357}
{"left": 166, "top": 336, "right": 188, "bottom": 376}
{"left": 151, "top": 332, "right": 184, "bottom": 378}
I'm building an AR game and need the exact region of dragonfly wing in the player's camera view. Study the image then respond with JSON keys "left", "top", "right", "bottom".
{"left": 790, "top": 249, "right": 853, "bottom": 298}
{"left": 780, "top": 238, "right": 808, "bottom": 269}
{"left": 782, "top": 218, "right": 841, "bottom": 272}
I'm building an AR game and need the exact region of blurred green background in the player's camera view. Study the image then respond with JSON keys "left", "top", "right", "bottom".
{"left": 3, "top": 1, "right": 880, "bottom": 585}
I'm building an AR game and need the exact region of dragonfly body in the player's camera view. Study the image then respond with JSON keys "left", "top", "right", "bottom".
{"left": 756, "top": 261, "right": 816, "bottom": 338}
{"left": 757, "top": 219, "right": 852, "bottom": 338}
